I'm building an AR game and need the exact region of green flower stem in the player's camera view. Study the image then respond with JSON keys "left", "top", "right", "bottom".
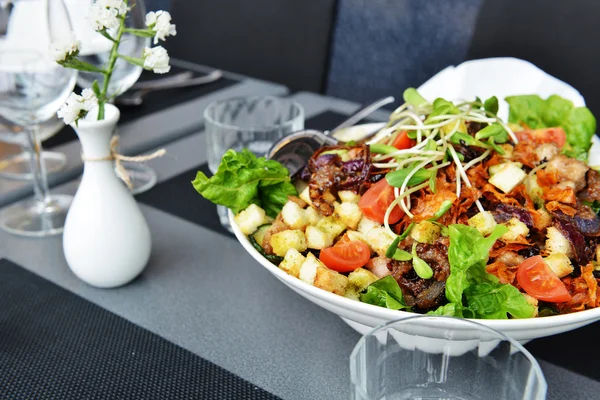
{"left": 97, "top": 10, "right": 127, "bottom": 120}
{"left": 123, "top": 27, "right": 155, "bottom": 37}
{"left": 60, "top": 58, "right": 107, "bottom": 74}
{"left": 117, "top": 53, "right": 145, "bottom": 68}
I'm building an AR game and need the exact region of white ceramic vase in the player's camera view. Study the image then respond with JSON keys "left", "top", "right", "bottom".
{"left": 63, "top": 104, "right": 151, "bottom": 288}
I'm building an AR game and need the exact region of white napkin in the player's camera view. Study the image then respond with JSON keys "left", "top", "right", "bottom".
{"left": 417, "top": 57, "right": 585, "bottom": 121}
{"left": 417, "top": 57, "right": 599, "bottom": 164}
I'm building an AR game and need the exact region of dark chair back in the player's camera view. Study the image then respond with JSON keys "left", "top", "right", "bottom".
{"left": 167, "top": 0, "right": 337, "bottom": 93}
{"left": 325, "top": 0, "right": 483, "bottom": 107}
{"left": 468, "top": 0, "right": 600, "bottom": 116}
{"left": 144, "top": 0, "right": 170, "bottom": 11}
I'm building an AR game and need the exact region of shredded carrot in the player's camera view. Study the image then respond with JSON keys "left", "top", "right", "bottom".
{"left": 557, "top": 264, "right": 599, "bottom": 313}
{"left": 546, "top": 201, "right": 577, "bottom": 217}
{"left": 544, "top": 187, "right": 577, "bottom": 204}
{"left": 486, "top": 261, "right": 518, "bottom": 285}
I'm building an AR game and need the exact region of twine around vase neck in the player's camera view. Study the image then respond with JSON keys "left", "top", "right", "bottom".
{"left": 81, "top": 135, "right": 166, "bottom": 189}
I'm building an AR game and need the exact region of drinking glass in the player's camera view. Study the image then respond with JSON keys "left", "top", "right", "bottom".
{"left": 0, "top": 0, "right": 73, "bottom": 179}
{"left": 0, "top": 1, "right": 78, "bottom": 236}
{"left": 0, "top": 116, "right": 66, "bottom": 180}
{"left": 204, "top": 96, "right": 304, "bottom": 231}
{"left": 66, "top": 0, "right": 155, "bottom": 194}
{"left": 350, "top": 316, "right": 547, "bottom": 400}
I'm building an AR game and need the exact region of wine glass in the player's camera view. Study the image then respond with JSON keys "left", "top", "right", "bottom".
{"left": 67, "top": 0, "right": 155, "bottom": 194}
{"left": 0, "top": 1, "right": 69, "bottom": 179}
{"left": 0, "top": 0, "right": 77, "bottom": 237}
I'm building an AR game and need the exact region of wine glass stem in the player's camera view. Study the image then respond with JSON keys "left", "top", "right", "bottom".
{"left": 24, "top": 124, "right": 51, "bottom": 206}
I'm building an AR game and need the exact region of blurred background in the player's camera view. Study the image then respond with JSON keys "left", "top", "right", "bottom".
{"left": 145, "top": 0, "right": 600, "bottom": 116}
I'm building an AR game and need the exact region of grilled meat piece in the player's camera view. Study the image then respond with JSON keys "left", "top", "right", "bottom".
{"left": 307, "top": 144, "right": 371, "bottom": 216}
{"left": 389, "top": 241, "right": 450, "bottom": 311}
{"left": 578, "top": 169, "right": 600, "bottom": 203}
{"left": 493, "top": 203, "right": 534, "bottom": 229}
{"left": 545, "top": 154, "right": 589, "bottom": 192}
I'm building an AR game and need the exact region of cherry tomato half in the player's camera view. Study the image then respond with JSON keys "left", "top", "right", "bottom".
{"left": 391, "top": 131, "right": 415, "bottom": 150}
{"left": 516, "top": 255, "right": 572, "bottom": 303}
{"left": 358, "top": 178, "right": 405, "bottom": 224}
{"left": 319, "top": 240, "right": 371, "bottom": 272}
{"left": 515, "top": 127, "right": 567, "bottom": 149}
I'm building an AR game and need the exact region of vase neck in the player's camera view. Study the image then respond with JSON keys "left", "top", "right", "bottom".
{"left": 73, "top": 105, "right": 121, "bottom": 160}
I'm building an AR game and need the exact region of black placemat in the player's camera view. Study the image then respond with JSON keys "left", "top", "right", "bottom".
{"left": 43, "top": 66, "right": 238, "bottom": 149}
{"left": 525, "top": 322, "right": 600, "bottom": 381}
{"left": 136, "top": 163, "right": 233, "bottom": 238}
{"left": 0, "top": 258, "right": 281, "bottom": 400}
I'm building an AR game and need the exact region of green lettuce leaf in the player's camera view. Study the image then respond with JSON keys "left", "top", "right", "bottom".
{"left": 431, "top": 223, "right": 535, "bottom": 319}
{"left": 562, "top": 107, "right": 597, "bottom": 161}
{"left": 445, "top": 224, "right": 508, "bottom": 304}
{"left": 360, "top": 275, "right": 410, "bottom": 311}
{"left": 505, "top": 94, "right": 596, "bottom": 161}
{"left": 427, "top": 303, "right": 464, "bottom": 317}
{"left": 192, "top": 149, "right": 297, "bottom": 217}
{"left": 464, "top": 282, "right": 536, "bottom": 319}
{"left": 543, "top": 95, "right": 573, "bottom": 127}
{"left": 505, "top": 95, "right": 547, "bottom": 128}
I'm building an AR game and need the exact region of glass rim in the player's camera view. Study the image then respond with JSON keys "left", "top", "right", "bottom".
{"left": 350, "top": 315, "right": 546, "bottom": 386}
{"left": 203, "top": 95, "right": 304, "bottom": 133}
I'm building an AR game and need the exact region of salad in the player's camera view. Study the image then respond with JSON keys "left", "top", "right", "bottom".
{"left": 193, "top": 89, "right": 600, "bottom": 319}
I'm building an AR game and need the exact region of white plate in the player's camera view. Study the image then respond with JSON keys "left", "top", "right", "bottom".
{"left": 230, "top": 57, "right": 600, "bottom": 342}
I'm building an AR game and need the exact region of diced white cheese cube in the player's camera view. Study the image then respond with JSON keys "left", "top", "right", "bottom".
{"left": 546, "top": 227, "right": 573, "bottom": 257}
{"left": 501, "top": 218, "right": 529, "bottom": 242}
{"left": 488, "top": 163, "right": 527, "bottom": 194}
{"left": 271, "top": 229, "right": 307, "bottom": 257}
{"left": 488, "top": 162, "right": 523, "bottom": 176}
{"left": 305, "top": 226, "right": 334, "bottom": 250}
{"left": 304, "top": 206, "right": 322, "bottom": 226}
{"left": 316, "top": 216, "right": 347, "bottom": 238}
{"left": 335, "top": 202, "right": 363, "bottom": 230}
{"left": 365, "top": 227, "right": 395, "bottom": 257}
{"left": 279, "top": 248, "right": 306, "bottom": 278}
{"left": 281, "top": 201, "right": 309, "bottom": 230}
{"left": 299, "top": 186, "right": 313, "bottom": 207}
{"left": 345, "top": 230, "right": 367, "bottom": 244}
{"left": 468, "top": 211, "right": 497, "bottom": 237}
{"left": 299, "top": 253, "right": 348, "bottom": 295}
{"left": 357, "top": 216, "right": 381, "bottom": 235}
{"left": 410, "top": 221, "right": 441, "bottom": 244}
{"left": 544, "top": 253, "right": 573, "bottom": 278}
{"left": 299, "top": 253, "right": 321, "bottom": 284}
{"left": 338, "top": 190, "right": 361, "bottom": 204}
{"left": 234, "top": 204, "right": 267, "bottom": 235}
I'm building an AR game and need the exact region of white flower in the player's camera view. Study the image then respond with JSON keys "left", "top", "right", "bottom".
{"left": 57, "top": 93, "right": 84, "bottom": 125}
{"left": 143, "top": 46, "right": 171, "bottom": 74}
{"left": 49, "top": 32, "right": 81, "bottom": 62}
{"left": 90, "top": 0, "right": 128, "bottom": 31}
{"left": 57, "top": 89, "right": 99, "bottom": 125}
{"left": 145, "top": 10, "right": 177, "bottom": 44}
{"left": 106, "top": 0, "right": 127, "bottom": 16}
{"left": 80, "top": 89, "right": 99, "bottom": 111}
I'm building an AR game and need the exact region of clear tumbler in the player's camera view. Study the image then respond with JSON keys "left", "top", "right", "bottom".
{"left": 204, "top": 96, "right": 304, "bottom": 231}
{"left": 350, "top": 316, "right": 547, "bottom": 400}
